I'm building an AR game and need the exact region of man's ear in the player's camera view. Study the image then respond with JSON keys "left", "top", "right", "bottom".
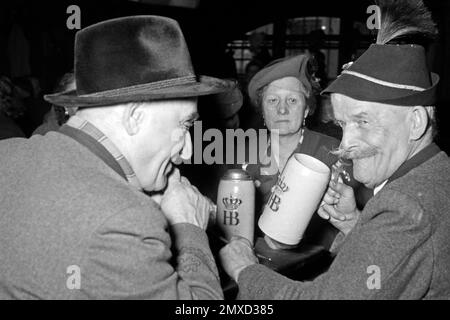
{"left": 409, "top": 106, "right": 429, "bottom": 141}
{"left": 122, "top": 103, "right": 144, "bottom": 136}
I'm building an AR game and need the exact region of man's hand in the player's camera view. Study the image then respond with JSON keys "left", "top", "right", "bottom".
{"left": 219, "top": 237, "right": 259, "bottom": 282}
{"left": 160, "top": 169, "right": 216, "bottom": 229}
{"left": 318, "top": 176, "right": 361, "bottom": 235}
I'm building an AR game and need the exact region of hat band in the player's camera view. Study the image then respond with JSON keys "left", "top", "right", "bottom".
{"left": 78, "top": 75, "right": 197, "bottom": 98}
{"left": 342, "top": 70, "right": 426, "bottom": 92}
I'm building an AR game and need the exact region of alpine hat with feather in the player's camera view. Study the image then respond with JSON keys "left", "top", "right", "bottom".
{"left": 44, "top": 16, "right": 234, "bottom": 108}
{"left": 323, "top": 0, "right": 439, "bottom": 106}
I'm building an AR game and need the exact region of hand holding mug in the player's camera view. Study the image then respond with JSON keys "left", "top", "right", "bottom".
{"left": 318, "top": 176, "right": 360, "bottom": 235}
{"left": 219, "top": 236, "right": 259, "bottom": 282}
{"left": 161, "top": 169, "right": 215, "bottom": 229}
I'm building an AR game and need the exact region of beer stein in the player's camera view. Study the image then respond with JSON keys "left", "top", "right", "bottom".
{"left": 258, "top": 153, "right": 331, "bottom": 246}
{"left": 216, "top": 169, "right": 255, "bottom": 244}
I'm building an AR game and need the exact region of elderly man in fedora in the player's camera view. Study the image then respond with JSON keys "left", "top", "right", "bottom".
{"left": 219, "top": 1, "right": 450, "bottom": 299}
{"left": 0, "top": 16, "right": 233, "bottom": 299}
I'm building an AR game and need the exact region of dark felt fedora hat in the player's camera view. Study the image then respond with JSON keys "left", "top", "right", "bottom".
{"left": 44, "top": 16, "right": 234, "bottom": 108}
{"left": 322, "top": 44, "right": 439, "bottom": 106}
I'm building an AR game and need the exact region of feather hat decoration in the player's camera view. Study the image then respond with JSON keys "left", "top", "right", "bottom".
{"left": 322, "top": 0, "right": 439, "bottom": 106}
{"left": 376, "top": 0, "right": 438, "bottom": 46}
{"left": 322, "top": 0, "right": 440, "bottom": 106}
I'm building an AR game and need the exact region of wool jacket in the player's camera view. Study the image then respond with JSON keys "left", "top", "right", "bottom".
{"left": 237, "top": 148, "right": 450, "bottom": 299}
{"left": 0, "top": 131, "right": 222, "bottom": 299}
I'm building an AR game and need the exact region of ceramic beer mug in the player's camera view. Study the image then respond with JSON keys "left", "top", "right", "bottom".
{"left": 216, "top": 169, "right": 255, "bottom": 244}
{"left": 258, "top": 153, "right": 331, "bottom": 246}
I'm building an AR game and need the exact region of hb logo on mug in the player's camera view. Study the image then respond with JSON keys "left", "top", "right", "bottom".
{"left": 267, "top": 176, "right": 289, "bottom": 212}
{"left": 222, "top": 195, "right": 242, "bottom": 226}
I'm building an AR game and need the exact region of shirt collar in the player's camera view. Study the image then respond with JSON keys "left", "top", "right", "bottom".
{"left": 373, "top": 180, "right": 388, "bottom": 195}
{"left": 65, "top": 116, "right": 142, "bottom": 190}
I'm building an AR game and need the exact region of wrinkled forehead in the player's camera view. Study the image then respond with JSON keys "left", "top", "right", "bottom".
{"left": 330, "top": 94, "right": 367, "bottom": 117}
{"left": 330, "top": 93, "right": 406, "bottom": 122}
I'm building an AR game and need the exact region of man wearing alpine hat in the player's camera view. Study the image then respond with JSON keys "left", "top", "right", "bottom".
{"left": 220, "top": 0, "right": 450, "bottom": 299}
{"left": 0, "top": 16, "right": 234, "bottom": 299}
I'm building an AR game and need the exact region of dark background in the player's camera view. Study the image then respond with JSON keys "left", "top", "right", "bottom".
{"left": 0, "top": 0, "right": 448, "bottom": 151}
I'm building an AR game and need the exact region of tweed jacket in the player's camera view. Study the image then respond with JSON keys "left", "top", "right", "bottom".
{"left": 237, "top": 149, "right": 450, "bottom": 299}
{"left": 0, "top": 132, "right": 222, "bottom": 299}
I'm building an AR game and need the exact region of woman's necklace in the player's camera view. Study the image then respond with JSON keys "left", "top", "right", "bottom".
{"left": 242, "top": 128, "right": 305, "bottom": 177}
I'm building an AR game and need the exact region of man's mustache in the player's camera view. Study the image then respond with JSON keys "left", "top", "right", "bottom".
{"left": 331, "top": 145, "right": 378, "bottom": 160}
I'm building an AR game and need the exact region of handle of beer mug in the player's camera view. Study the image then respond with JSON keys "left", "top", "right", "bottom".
{"left": 319, "top": 174, "right": 344, "bottom": 208}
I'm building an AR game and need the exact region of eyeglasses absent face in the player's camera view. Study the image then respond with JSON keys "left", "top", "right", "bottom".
{"left": 262, "top": 77, "right": 308, "bottom": 136}
{"left": 331, "top": 93, "right": 413, "bottom": 189}
{"left": 132, "top": 99, "right": 198, "bottom": 192}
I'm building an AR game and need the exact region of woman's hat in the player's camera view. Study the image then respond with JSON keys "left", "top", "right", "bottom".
{"left": 247, "top": 54, "right": 316, "bottom": 108}
{"left": 44, "top": 16, "right": 234, "bottom": 108}
{"left": 322, "top": 44, "right": 439, "bottom": 106}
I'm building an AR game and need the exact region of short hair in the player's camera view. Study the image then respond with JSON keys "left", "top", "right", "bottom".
{"left": 425, "top": 106, "right": 438, "bottom": 139}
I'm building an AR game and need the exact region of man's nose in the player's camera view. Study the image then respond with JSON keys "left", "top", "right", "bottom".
{"left": 340, "top": 125, "right": 359, "bottom": 151}
{"left": 180, "top": 131, "right": 193, "bottom": 160}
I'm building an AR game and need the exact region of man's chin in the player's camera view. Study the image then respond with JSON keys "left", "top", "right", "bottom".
{"left": 353, "top": 173, "right": 375, "bottom": 189}
{"left": 152, "top": 164, "right": 173, "bottom": 190}
{"left": 144, "top": 176, "right": 168, "bottom": 193}
{"left": 352, "top": 159, "right": 372, "bottom": 186}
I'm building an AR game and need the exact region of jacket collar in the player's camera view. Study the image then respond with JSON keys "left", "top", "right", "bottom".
{"left": 59, "top": 124, "right": 127, "bottom": 181}
{"left": 388, "top": 142, "right": 441, "bottom": 185}
{"left": 59, "top": 116, "right": 143, "bottom": 190}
